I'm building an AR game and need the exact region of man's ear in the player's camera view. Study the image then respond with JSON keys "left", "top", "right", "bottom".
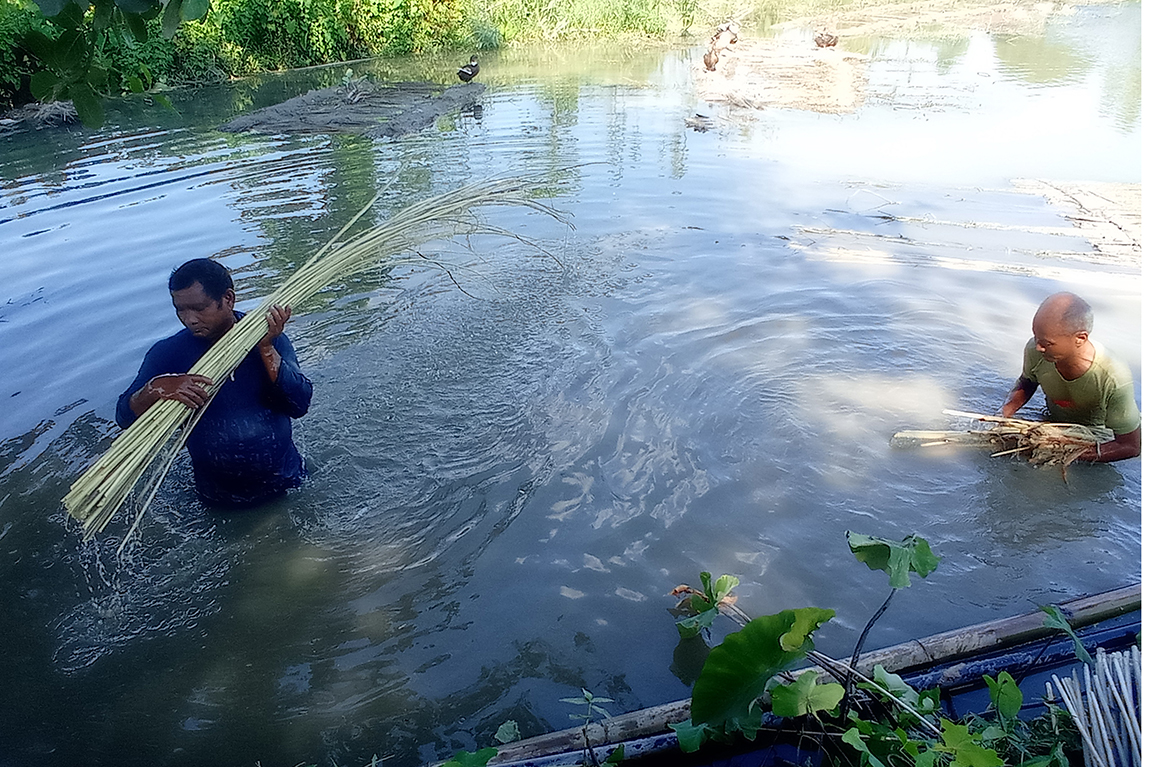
{"left": 222, "top": 288, "right": 236, "bottom": 309}
{"left": 1074, "top": 331, "right": 1089, "bottom": 345}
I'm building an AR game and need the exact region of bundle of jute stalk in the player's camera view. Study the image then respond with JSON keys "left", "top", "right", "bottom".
{"left": 891, "top": 409, "right": 1111, "bottom": 471}
{"left": 64, "top": 175, "right": 567, "bottom": 540}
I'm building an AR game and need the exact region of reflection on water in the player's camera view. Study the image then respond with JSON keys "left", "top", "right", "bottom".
{"left": 0, "top": 5, "right": 1141, "bottom": 766}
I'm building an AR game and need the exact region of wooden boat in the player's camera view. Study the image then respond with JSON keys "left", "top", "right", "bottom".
{"left": 487, "top": 583, "right": 1140, "bottom": 767}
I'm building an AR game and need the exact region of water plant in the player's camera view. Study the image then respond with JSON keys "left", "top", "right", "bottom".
{"left": 668, "top": 532, "right": 1084, "bottom": 767}
{"left": 562, "top": 687, "right": 614, "bottom": 727}
{"left": 670, "top": 570, "right": 741, "bottom": 639}
{"left": 561, "top": 687, "right": 625, "bottom": 765}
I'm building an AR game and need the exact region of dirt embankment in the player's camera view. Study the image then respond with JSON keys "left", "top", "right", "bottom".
{"left": 218, "top": 80, "right": 484, "bottom": 138}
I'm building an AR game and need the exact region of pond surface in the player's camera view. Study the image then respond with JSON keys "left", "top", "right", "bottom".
{"left": 0, "top": 4, "right": 1141, "bottom": 766}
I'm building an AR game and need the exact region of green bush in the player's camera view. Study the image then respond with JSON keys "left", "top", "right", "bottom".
{"left": 215, "top": 0, "right": 353, "bottom": 69}
{"left": 171, "top": 18, "right": 235, "bottom": 83}
{"left": 92, "top": 15, "right": 177, "bottom": 92}
{"left": 0, "top": 0, "right": 54, "bottom": 108}
{"left": 336, "top": 0, "right": 471, "bottom": 58}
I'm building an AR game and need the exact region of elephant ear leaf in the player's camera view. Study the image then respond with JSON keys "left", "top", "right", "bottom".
{"left": 65, "top": 81, "right": 104, "bottom": 127}
{"left": 691, "top": 607, "right": 835, "bottom": 732}
{"left": 181, "top": 0, "right": 210, "bottom": 20}
{"left": 33, "top": 0, "right": 71, "bottom": 16}
{"left": 909, "top": 537, "right": 941, "bottom": 578}
{"left": 847, "top": 532, "right": 939, "bottom": 589}
{"left": 769, "top": 669, "right": 844, "bottom": 717}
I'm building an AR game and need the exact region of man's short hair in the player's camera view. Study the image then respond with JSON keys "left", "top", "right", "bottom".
{"left": 169, "top": 259, "right": 233, "bottom": 301}
{"left": 1056, "top": 293, "right": 1094, "bottom": 335}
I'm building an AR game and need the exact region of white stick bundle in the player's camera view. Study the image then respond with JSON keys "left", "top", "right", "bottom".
{"left": 1049, "top": 646, "right": 1141, "bottom": 767}
{"left": 63, "top": 176, "right": 567, "bottom": 539}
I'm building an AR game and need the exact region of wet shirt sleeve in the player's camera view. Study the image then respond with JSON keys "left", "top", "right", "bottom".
{"left": 1102, "top": 364, "right": 1141, "bottom": 435}
{"left": 265, "top": 333, "right": 312, "bottom": 419}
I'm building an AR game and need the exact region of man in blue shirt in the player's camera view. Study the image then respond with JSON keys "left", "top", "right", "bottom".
{"left": 117, "top": 259, "right": 313, "bottom": 506}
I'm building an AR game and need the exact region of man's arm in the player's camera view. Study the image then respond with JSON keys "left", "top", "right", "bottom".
{"left": 259, "top": 305, "right": 313, "bottom": 418}
{"left": 1077, "top": 426, "right": 1141, "bottom": 463}
{"left": 117, "top": 342, "right": 214, "bottom": 427}
{"left": 1002, "top": 376, "right": 1038, "bottom": 418}
{"left": 257, "top": 305, "right": 291, "bottom": 384}
{"left": 128, "top": 373, "right": 214, "bottom": 417}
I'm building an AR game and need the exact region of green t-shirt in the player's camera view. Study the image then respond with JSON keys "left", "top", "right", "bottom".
{"left": 1021, "top": 338, "right": 1141, "bottom": 434}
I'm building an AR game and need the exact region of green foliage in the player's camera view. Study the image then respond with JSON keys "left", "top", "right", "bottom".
{"left": 669, "top": 719, "right": 709, "bottom": 753}
{"left": 214, "top": 0, "right": 347, "bottom": 69}
{"left": 768, "top": 669, "right": 844, "bottom": 717}
{"left": 936, "top": 719, "right": 1005, "bottom": 767}
{"left": 8, "top": 0, "right": 481, "bottom": 124}
{"left": 1039, "top": 605, "right": 1092, "bottom": 666}
{"left": 443, "top": 747, "right": 499, "bottom": 767}
{"left": 0, "top": 0, "right": 54, "bottom": 108}
{"left": 985, "top": 671, "right": 1023, "bottom": 722}
{"left": 847, "top": 531, "right": 940, "bottom": 589}
{"left": 674, "top": 571, "right": 739, "bottom": 639}
{"left": 170, "top": 17, "right": 232, "bottom": 83}
{"left": 667, "top": 532, "right": 1083, "bottom": 767}
{"left": 843, "top": 716, "right": 933, "bottom": 767}
{"left": 673, "top": 0, "right": 697, "bottom": 34}
{"left": 15, "top": 0, "right": 211, "bottom": 125}
{"left": 968, "top": 694, "right": 1081, "bottom": 767}
{"left": 90, "top": 13, "right": 175, "bottom": 93}
{"left": 561, "top": 687, "right": 613, "bottom": 726}
{"left": 493, "top": 720, "right": 520, "bottom": 744}
{"left": 690, "top": 607, "right": 835, "bottom": 734}
{"left": 863, "top": 664, "right": 941, "bottom": 721}
{"left": 843, "top": 713, "right": 1008, "bottom": 767}
{"left": 483, "top": 0, "right": 667, "bottom": 42}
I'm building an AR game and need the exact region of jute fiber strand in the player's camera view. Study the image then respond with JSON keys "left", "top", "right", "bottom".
{"left": 890, "top": 410, "right": 1111, "bottom": 468}
{"left": 63, "top": 176, "right": 567, "bottom": 540}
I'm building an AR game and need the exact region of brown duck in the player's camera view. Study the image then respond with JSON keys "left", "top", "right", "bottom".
{"left": 814, "top": 31, "right": 838, "bottom": 48}
{"left": 703, "top": 48, "right": 719, "bottom": 71}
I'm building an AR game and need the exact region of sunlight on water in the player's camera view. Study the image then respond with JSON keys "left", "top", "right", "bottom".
{"left": 0, "top": 5, "right": 1141, "bottom": 765}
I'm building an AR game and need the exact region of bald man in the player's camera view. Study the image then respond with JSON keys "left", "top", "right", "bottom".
{"left": 1002, "top": 292, "right": 1140, "bottom": 462}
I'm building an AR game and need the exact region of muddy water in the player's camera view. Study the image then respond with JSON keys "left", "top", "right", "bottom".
{"left": 0, "top": 4, "right": 1140, "bottom": 766}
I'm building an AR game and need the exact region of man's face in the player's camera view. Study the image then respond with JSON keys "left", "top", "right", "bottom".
{"left": 1032, "top": 313, "right": 1084, "bottom": 365}
{"left": 172, "top": 282, "right": 236, "bottom": 342}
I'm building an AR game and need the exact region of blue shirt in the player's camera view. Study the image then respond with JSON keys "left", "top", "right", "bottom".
{"left": 116, "top": 313, "right": 313, "bottom": 507}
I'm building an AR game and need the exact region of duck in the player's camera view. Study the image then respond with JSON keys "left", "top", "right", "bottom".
{"left": 710, "top": 20, "right": 740, "bottom": 49}
{"left": 703, "top": 48, "right": 719, "bottom": 71}
{"left": 814, "top": 31, "right": 838, "bottom": 48}
{"left": 457, "top": 55, "right": 480, "bottom": 82}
